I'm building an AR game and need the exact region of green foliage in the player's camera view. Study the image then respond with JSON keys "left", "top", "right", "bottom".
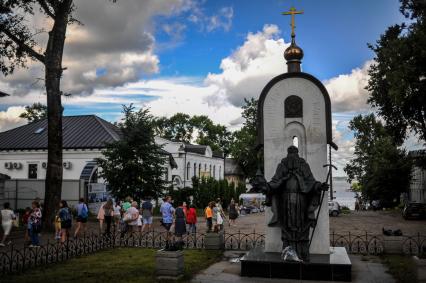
{"left": 367, "top": 0, "right": 426, "bottom": 143}
{"left": 96, "top": 105, "right": 167, "bottom": 201}
{"left": 344, "top": 114, "right": 412, "bottom": 207}
{"left": 229, "top": 98, "right": 260, "bottom": 181}
{"left": 169, "top": 177, "right": 244, "bottom": 210}
{"left": 152, "top": 113, "right": 231, "bottom": 153}
{"left": 19, "top": 103, "right": 48, "bottom": 123}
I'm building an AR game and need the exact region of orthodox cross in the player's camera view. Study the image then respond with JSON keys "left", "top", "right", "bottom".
{"left": 282, "top": 6, "right": 304, "bottom": 37}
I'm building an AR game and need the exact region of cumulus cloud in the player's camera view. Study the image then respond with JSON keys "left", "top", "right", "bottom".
{"left": 205, "top": 24, "right": 288, "bottom": 107}
{"left": 1, "top": 0, "right": 192, "bottom": 95}
{"left": 324, "top": 61, "right": 372, "bottom": 112}
{"left": 0, "top": 107, "right": 27, "bottom": 132}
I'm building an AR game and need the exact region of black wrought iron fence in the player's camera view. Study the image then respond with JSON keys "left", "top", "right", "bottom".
{"left": 1, "top": 230, "right": 425, "bottom": 275}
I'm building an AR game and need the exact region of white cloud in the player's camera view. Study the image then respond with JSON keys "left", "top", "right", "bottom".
{"left": 324, "top": 61, "right": 373, "bottom": 112}
{"left": 205, "top": 24, "right": 288, "bottom": 107}
{"left": 0, "top": 107, "right": 27, "bottom": 132}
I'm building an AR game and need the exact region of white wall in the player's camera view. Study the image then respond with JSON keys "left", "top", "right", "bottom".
{"left": 0, "top": 149, "right": 103, "bottom": 180}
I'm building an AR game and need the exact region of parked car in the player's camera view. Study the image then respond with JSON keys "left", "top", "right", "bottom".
{"left": 402, "top": 203, "right": 426, "bottom": 220}
{"left": 328, "top": 201, "right": 341, "bottom": 217}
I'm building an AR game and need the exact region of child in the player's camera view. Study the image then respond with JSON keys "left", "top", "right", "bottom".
{"left": 22, "top": 207, "right": 31, "bottom": 245}
{"left": 54, "top": 215, "right": 61, "bottom": 242}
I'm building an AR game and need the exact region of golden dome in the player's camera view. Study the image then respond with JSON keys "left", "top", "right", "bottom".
{"left": 284, "top": 36, "right": 304, "bottom": 61}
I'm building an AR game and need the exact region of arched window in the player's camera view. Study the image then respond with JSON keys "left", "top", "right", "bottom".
{"left": 193, "top": 163, "right": 196, "bottom": 177}
{"left": 219, "top": 166, "right": 222, "bottom": 180}
{"left": 198, "top": 164, "right": 202, "bottom": 177}
{"left": 209, "top": 165, "right": 212, "bottom": 176}
{"left": 186, "top": 162, "right": 191, "bottom": 180}
{"left": 213, "top": 165, "right": 216, "bottom": 179}
{"left": 293, "top": 136, "right": 299, "bottom": 148}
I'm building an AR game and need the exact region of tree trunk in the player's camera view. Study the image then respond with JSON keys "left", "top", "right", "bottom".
{"left": 43, "top": 0, "right": 73, "bottom": 231}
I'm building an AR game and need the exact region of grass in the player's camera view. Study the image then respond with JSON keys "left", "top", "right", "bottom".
{"left": 3, "top": 248, "right": 223, "bottom": 283}
{"left": 381, "top": 255, "right": 418, "bottom": 283}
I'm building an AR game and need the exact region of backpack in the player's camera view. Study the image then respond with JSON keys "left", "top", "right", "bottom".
{"left": 61, "top": 208, "right": 72, "bottom": 228}
{"left": 80, "top": 204, "right": 88, "bottom": 218}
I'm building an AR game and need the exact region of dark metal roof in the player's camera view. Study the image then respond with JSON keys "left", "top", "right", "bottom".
{"left": 184, "top": 144, "right": 223, "bottom": 158}
{"left": 184, "top": 144, "right": 207, "bottom": 155}
{"left": 212, "top": 151, "right": 224, "bottom": 158}
{"left": 0, "top": 115, "right": 121, "bottom": 150}
{"left": 225, "top": 158, "right": 244, "bottom": 176}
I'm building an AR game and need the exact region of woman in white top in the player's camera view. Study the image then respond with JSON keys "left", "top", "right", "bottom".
{"left": 1, "top": 202, "right": 16, "bottom": 247}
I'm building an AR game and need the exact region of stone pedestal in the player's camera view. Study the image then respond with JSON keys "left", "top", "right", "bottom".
{"left": 241, "top": 246, "right": 351, "bottom": 281}
{"left": 156, "top": 250, "right": 184, "bottom": 280}
{"left": 204, "top": 232, "right": 224, "bottom": 250}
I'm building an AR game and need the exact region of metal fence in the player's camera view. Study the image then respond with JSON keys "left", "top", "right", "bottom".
{"left": 1, "top": 230, "right": 425, "bottom": 275}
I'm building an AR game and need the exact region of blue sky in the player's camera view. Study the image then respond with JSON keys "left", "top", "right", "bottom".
{"left": 154, "top": 0, "right": 404, "bottom": 80}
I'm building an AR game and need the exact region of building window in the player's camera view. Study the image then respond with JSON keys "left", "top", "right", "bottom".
{"left": 28, "top": 164, "right": 38, "bottom": 179}
{"left": 198, "top": 164, "right": 201, "bottom": 177}
{"left": 204, "top": 164, "right": 207, "bottom": 172}
{"left": 187, "top": 162, "right": 191, "bottom": 180}
{"left": 219, "top": 166, "right": 222, "bottom": 180}
{"left": 193, "top": 163, "right": 196, "bottom": 177}
{"left": 209, "top": 165, "right": 212, "bottom": 176}
{"left": 213, "top": 165, "right": 216, "bottom": 179}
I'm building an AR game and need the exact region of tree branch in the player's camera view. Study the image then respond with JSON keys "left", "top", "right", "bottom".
{"left": 0, "top": 27, "right": 45, "bottom": 64}
{"left": 36, "top": 0, "right": 56, "bottom": 18}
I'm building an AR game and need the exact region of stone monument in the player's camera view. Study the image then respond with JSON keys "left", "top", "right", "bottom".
{"left": 240, "top": 7, "right": 351, "bottom": 281}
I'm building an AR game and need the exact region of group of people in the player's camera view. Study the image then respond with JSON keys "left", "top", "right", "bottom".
{"left": 0, "top": 195, "right": 241, "bottom": 249}
{"left": 159, "top": 196, "right": 197, "bottom": 250}
{"left": 204, "top": 198, "right": 239, "bottom": 232}
{"left": 0, "top": 200, "right": 43, "bottom": 248}
{"left": 96, "top": 196, "right": 155, "bottom": 236}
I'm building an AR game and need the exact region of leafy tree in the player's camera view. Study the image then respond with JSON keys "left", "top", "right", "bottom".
{"left": 19, "top": 103, "right": 48, "bottom": 123}
{"left": 96, "top": 105, "right": 167, "bottom": 201}
{"left": 229, "top": 98, "right": 259, "bottom": 181}
{"left": 153, "top": 113, "right": 231, "bottom": 153}
{"left": 0, "top": 0, "right": 76, "bottom": 230}
{"left": 191, "top": 115, "right": 231, "bottom": 153}
{"left": 367, "top": 0, "right": 426, "bottom": 143}
{"left": 344, "top": 114, "right": 412, "bottom": 207}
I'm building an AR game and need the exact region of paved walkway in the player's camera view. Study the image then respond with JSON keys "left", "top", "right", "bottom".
{"left": 192, "top": 251, "right": 395, "bottom": 283}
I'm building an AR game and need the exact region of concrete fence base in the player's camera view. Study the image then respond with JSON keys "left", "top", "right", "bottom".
{"left": 156, "top": 249, "right": 184, "bottom": 280}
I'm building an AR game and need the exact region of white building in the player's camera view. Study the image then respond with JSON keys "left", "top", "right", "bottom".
{"left": 0, "top": 115, "right": 223, "bottom": 209}
{"left": 155, "top": 137, "right": 225, "bottom": 188}
{"left": 408, "top": 149, "right": 426, "bottom": 204}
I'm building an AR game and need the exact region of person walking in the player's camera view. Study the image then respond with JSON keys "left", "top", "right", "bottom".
{"left": 186, "top": 204, "right": 197, "bottom": 234}
{"left": 160, "top": 196, "right": 175, "bottom": 249}
{"left": 0, "top": 202, "right": 16, "bottom": 247}
{"left": 174, "top": 201, "right": 187, "bottom": 249}
{"left": 113, "top": 201, "right": 122, "bottom": 229}
{"left": 58, "top": 200, "right": 72, "bottom": 243}
{"left": 103, "top": 199, "right": 114, "bottom": 235}
{"left": 74, "top": 198, "right": 89, "bottom": 238}
{"left": 125, "top": 201, "right": 140, "bottom": 233}
{"left": 141, "top": 197, "right": 153, "bottom": 232}
{"left": 29, "top": 201, "right": 42, "bottom": 248}
{"left": 204, "top": 202, "right": 213, "bottom": 232}
{"left": 228, "top": 200, "right": 239, "bottom": 226}
{"left": 22, "top": 207, "right": 31, "bottom": 245}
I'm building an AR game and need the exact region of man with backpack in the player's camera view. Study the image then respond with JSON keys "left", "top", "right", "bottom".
{"left": 74, "top": 198, "right": 89, "bottom": 238}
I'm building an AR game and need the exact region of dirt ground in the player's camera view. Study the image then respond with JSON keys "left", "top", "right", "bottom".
{"left": 1, "top": 209, "right": 425, "bottom": 251}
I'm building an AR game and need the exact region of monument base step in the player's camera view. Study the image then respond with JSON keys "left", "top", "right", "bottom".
{"left": 240, "top": 246, "right": 351, "bottom": 281}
